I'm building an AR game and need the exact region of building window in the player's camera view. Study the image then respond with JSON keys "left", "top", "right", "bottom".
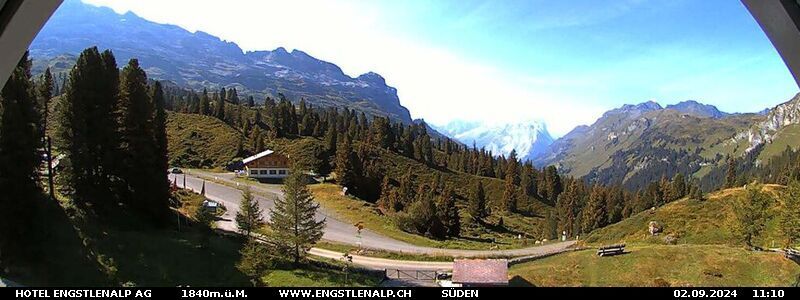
{"left": 278, "top": 170, "right": 286, "bottom": 175}
{"left": 269, "top": 170, "right": 277, "bottom": 175}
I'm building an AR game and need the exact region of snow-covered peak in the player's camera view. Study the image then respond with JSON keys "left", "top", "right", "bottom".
{"left": 433, "top": 119, "right": 554, "bottom": 161}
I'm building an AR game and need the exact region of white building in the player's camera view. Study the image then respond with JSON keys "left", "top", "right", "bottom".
{"left": 242, "top": 150, "right": 291, "bottom": 179}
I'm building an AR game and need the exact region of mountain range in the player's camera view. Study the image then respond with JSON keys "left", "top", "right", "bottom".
{"left": 29, "top": 0, "right": 412, "bottom": 123}
{"left": 432, "top": 120, "right": 553, "bottom": 162}
{"left": 532, "top": 96, "right": 800, "bottom": 191}
{"left": 28, "top": 0, "right": 800, "bottom": 192}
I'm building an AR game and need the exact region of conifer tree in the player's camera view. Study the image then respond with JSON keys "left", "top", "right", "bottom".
{"left": 236, "top": 187, "right": 265, "bottom": 238}
{"left": 199, "top": 88, "right": 210, "bottom": 115}
{"left": 468, "top": 181, "right": 487, "bottom": 225}
{"left": 581, "top": 185, "right": 607, "bottom": 233}
{"left": 118, "top": 59, "right": 168, "bottom": 222}
{"left": 55, "top": 47, "right": 120, "bottom": 204}
{"left": 0, "top": 51, "right": 42, "bottom": 259}
{"left": 556, "top": 180, "right": 580, "bottom": 238}
{"left": 733, "top": 183, "right": 770, "bottom": 248}
{"left": 37, "top": 67, "right": 54, "bottom": 131}
{"left": 781, "top": 180, "right": 800, "bottom": 247}
{"left": 335, "top": 135, "right": 355, "bottom": 190}
{"left": 269, "top": 170, "right": 326, "bottom": 264}
{"left": 502, "top": 150, "right": 519, "bottom": 212}
{"left": 214, "top": 91, "right": 225, "bottom": 120}
{"left": 726, "top": 157, "right": 737, "bottom": 188}
{"left": 436, "top": 185, "right": 461, "bottom": 237}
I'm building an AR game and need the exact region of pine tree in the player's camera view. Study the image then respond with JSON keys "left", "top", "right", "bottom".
{"left": 377, "top": 176, "right": 392, "bottom": 211}
{"left": 672, "top": 173, "right": 686, "bottom": 200}
{"left": 501, "top": 150, "right": 519, "bottom": 212}
{"left": 733, "top": 183, "right": 770, "bottom": 248}
{"left": 236, "top": 187, "right": 265, "bottom": 238}
{"left": 199, "top": 88, "right": 210, "bottom": 115}
{"left": 55, "top": 47, "right": 120, "bottom": 204}
{"left": 581, "top": 185, "right": 607, "bottom": 234}
{"left": 269, "top": 170, "right": 326, "bottom": 264}
{"left": 781, "top": 180, "right": 800, "bottom": 247}
{"left": 556, "top": 180, "right": 580, "bottom": 238}
{"left": 0, "top": 51, "right": 42, "bottom": 259}
{"left": 468, "top": 181, "right": 488, "bottom": 225}
{"left": 335, "top": 135, "right": 355, "bottom": 190}
{"left": 726, "top": 157, "right": 737, "bottom": 189}
{"left": 214, "top": 91, "right": 225, "bottom": 120}
{"left": 37, "top": 67, "right": 54, "bottom": 132}
{"left": 237, "top": 239, "right": 276, "bottom": 286}
{"left": 436, "top": 185, "right": 461, "bottom": 237}
{"left": 150, "top": 81, "right": 170, "bottom": 217}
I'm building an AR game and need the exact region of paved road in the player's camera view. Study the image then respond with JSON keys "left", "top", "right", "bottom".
{"left": 168, "top": 171, "right": 576, "bottom": 258}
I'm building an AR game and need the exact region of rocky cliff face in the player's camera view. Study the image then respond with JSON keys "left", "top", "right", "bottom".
{"left": 742, "top": 93, "right": 800, "bottom": 151}
{"left": 30, "top": 0, "right": 413, "bottom": 123}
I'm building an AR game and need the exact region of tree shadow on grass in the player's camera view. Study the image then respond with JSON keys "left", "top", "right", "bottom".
{"left": 4, "top": 195, "right": 251, "bottom": 287}
{"left": 509, "top": 275, "right": 537, "bottom": 287}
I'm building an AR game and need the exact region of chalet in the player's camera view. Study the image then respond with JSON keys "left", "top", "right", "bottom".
{"left": 242, "top": 150, "right": 291, "bottom": 179}
{"left": 450, "top": 259, "right": 509, "bottom": 287}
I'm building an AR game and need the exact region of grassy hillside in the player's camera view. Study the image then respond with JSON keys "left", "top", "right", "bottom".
{"left": 165, "top": 111, "right": 554, "bottom": 248}
{"left": 166, "top": 112, "right": 247, "bottom": 168}
{"left": 584, "top": 185, "right": 788, "bottom": 248}
{"left": 1, "top": 189, "right": 379, "bottom": 287}
{"left": 269, "top": 136, "right": 554, "bottom": 249}
{"left": 510, "top": 244, "right": 800, "bottom": 287}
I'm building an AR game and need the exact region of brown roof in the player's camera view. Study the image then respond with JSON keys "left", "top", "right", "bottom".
{"left": 452, "top": 259, "right": 508, "bottom": 284}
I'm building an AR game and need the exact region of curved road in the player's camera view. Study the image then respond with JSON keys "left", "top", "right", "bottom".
{"left": 168, "top": 171, "right": 576, "bottom": 259}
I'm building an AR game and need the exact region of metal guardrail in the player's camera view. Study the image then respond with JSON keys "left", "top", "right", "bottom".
{"left": 385, "top": 269, "right": 439, "bottom": 281}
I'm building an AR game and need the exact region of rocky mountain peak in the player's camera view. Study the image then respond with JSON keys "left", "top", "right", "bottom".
{"left": 665, "top": 100, "right": 728, "bottom": 118}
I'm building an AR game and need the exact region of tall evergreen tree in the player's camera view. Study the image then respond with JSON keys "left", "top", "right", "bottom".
{"left": 199, "top": 88, "right": 210, "bottom": 116}
{"left": 37, "top": 67, "right": 54, "bottom": 132}
{"left": 214, "top": 91, "right": 225, "bottom": 120}
{"left": 468, "top": 181, "right": 488, "bottom": 225}
{"left": 501, "top": 150, "right": 519, "bottom": 212}
{"left": 556, "top": 180, "right": 580, "bottom": 238}
{"left": 581, "top": 185, "right": 607, "bottom": 234}
{"left": 335, "top": 135, "right": 355, "bottom": 190}
{"left": 55, "top": 47, "right": 120, "bottom": 204}
{"left": 236, "top": 187, "right": 265, "bottom": 238}
{"left": 781, "top": 180, "right": 800, "bottom": 247}
{"left": 436, "top": 185, "right": 461, "bottom": 237}
{"left": 0, "top": 51, "right": 42, "bottom": 259}
{"left": 726, "top": 157, "right": 737, "bottom": 189}
{"left": 118, "top": 59, "right": 168, "bottom": 223}
{"left": 733, "top": 183, "right": 770, "bottom": 248}
{"left": 269, "top": 170, "right": 326, "bottom": 264}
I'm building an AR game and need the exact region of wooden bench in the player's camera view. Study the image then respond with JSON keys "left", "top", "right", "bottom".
{"left": 597, "top": 244, "right": 626, "bottom": 257}
{"left": 784, "top": 248, "right": 800, "bottom": 260}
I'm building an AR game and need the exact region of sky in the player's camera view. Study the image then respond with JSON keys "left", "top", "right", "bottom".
{"left": 82, "top": 0, "right": 799, "bottom": 137}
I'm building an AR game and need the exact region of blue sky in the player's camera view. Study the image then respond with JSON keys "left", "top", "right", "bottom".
{"left": 83, "top": 0, "right": 798, "bottom": 136}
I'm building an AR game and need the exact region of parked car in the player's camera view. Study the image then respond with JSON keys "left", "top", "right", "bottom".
{"left": 170, "top": 167, "right": 183, "bottom": 174}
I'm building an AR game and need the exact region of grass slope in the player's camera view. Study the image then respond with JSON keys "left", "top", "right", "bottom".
{"left": 258, "top": 135, "right": 555, "bottom": 250}
{"left": 2, "top": 189, "right": 379, "bottom": 287}
{"left": 166, "top": 112, "right": 246, "bottom": 169}
{"left": 510, "top": 244, "right": 800, "bottom": 287}
{"left": 584, "top": 185, "right": 788, "bottom": 248}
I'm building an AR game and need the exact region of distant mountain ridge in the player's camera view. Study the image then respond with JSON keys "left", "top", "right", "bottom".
{"left": 29, "top": 0, "right": 413, "bottom": 123}
{"left": 432, "top": 119, "right": 554, "bottom": 162}
{"left": 665, "top": 100, "right": 729, "bottom": 119}
{"left": 534, "top": 99, "right": 765, "bottom": 190}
